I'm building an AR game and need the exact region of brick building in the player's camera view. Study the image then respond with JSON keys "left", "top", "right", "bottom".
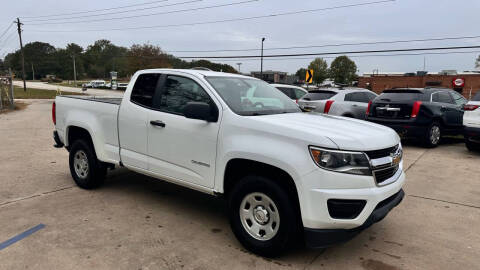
{"left": 358, "top": 72, "right": 480, "bottom": 99}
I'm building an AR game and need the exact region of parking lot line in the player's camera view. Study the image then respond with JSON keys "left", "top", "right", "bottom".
{"left": 0, "top": 224, "right": 45, "bottom": 251}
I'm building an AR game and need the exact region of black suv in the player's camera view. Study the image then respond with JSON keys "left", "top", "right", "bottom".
{"left": 366, "top": 88, "right": 467, "bottom": 147}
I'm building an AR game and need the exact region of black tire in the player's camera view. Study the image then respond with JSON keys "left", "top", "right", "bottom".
{"left": 228, "top": 175, "right": 298, "bottom": 257}
{"left": 466, "top": 136, "right": 480, "bottom": 152}
{"left": 423, "top": 122, "right": 442, "bottom": 148}
{"left": 69, "top": 139, "right": 106, "bottom": 189}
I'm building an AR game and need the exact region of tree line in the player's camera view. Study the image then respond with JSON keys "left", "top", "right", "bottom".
{"left": 1, "top": 40, "right": 237, "bottom": 80}
{"left": 296, "top": 56, "right": 358, "bottom": 85}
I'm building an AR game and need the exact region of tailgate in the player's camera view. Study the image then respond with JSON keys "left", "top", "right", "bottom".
{"left": 371, "top": 102, "right": 413, "bottom": 119}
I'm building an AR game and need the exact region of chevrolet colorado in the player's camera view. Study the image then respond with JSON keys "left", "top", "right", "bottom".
{"left": 52, "top": 69, "right": 405, "bottom": 256}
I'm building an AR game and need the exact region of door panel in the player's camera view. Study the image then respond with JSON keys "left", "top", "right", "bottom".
{"left": 148, "top": 112, "right": 219, "bottom": 188}
{"left": 147, "top": 74, "right": 220, "bottom": 188}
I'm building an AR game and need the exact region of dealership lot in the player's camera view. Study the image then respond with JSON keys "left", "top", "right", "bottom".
{"left": 0, "top": 100, "right": 479, "bottom": 269}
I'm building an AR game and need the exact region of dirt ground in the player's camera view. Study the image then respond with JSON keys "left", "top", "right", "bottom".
{"left": 0, "top": 100, "right": 478, "bottom": 270}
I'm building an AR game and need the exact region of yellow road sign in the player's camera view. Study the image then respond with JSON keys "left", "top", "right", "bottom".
{"left": 306, "top": 69, "right": 314, "bottom": 84}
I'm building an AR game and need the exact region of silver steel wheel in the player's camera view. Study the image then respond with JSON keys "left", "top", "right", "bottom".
{"left": 240, "top": 192, "right": 280, "bottom": 241}
{"left": 430, "top": 125, "right": 441, "bottom": 145}
{"left": 73, "top": 150, "right": 89, "bottom": 179}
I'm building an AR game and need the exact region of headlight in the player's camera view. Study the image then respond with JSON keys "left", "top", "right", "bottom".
{"left": 309, "top": 146, "right": 372, "bottom": 176}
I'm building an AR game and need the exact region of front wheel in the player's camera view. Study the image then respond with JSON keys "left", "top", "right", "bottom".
{"left": 69, "top": 139, "right": 106, "bottom": 189}
{"left": 228, "top": 175, "right": 298, "bottom": 257}
{"left": 423, "top": 122, "right": 441, "bottom": 148}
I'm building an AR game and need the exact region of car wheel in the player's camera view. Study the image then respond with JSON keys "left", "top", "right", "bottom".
{"left": 424, "top": 122, "right": 441, "bottom": 148}
{"left": 465, "top": 136, "right": 480, "bottom": 151}
{"left": 69, "top": 139, "right": 106, "bottom": 189}
{"left": 228, "top": 175, "right": 298, "bottom": 257}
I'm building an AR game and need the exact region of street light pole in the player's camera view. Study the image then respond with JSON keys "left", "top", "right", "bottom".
{"left": 260, "top": 37, "right": 265, "bottom": 80}
{"left": 236, "top": 63, "right": 242, "bottom": 73}
{"left": 72, "top": 55, "right": 77, "bottom": 86}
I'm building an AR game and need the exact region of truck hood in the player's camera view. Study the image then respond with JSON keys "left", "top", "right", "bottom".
{"left": 249, "top": 112, "right": 400, "bottom": 151}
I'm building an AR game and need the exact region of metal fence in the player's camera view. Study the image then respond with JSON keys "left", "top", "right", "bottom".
{"left": 0, "top": 70, "right": 15, "bottom": 110}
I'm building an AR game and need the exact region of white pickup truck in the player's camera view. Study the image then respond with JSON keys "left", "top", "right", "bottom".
{"left": 52, "top": 69, "right": 405, "bottom": 256}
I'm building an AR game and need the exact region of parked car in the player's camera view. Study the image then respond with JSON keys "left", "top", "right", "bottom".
{"left": 464, "top": 92, "right": 480, "bottom": 151}
{"left": 82, "top": 80, "right": 106, "bottom": 89}
{"left": 297, "top": 88, "right": 378, "bottom": 119}
{"left": 366, "top": 88, "right": 467, "bottom": 147}
{"left": 117, "top": 83, "right": 129, "bottom": 90}
{"left": 52, "top": 69, "right": 405, "bottom": 256}
{"left": 271, "top": 84, "right": 307, "bottom": 101}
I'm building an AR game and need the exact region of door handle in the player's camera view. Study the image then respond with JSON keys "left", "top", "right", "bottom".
{"left": 352, "top": 104, "right": 358, "bottom": 107}
{"left": 150, "top": 120, "right": 166, "bottom": 128}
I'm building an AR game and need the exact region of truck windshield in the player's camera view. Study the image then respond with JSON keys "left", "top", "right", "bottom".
{"left": 206, "top": 76, "right": 301, "bottom": 116}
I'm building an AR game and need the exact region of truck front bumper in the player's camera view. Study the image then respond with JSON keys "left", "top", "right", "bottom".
{"left": 304, "top": 189, "right": 404, "bottom": 248}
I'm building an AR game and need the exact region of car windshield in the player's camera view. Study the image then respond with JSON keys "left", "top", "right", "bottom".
{"left": 205, "top": 76, "right": 301, "bottom": 116}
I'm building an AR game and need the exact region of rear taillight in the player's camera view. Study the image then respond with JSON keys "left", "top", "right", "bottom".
{"left": 464, "top": 104, "right": 479, "bottom": 111}
{"left": 411, "top": 101, "right": 422, "bottom": 118}
{"left": 324, "top": 100, "right": 334, "bottom": 114}
{"left": 366, "top": 101, "right": 372, "bottom": 115}
{"left": 52, "top": 102, "right": 56, "bottom": 125}
{"left": 295, "top": 99, "right": 298, "bottom": 104}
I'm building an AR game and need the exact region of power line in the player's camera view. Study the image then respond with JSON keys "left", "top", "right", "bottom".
{"left": 215, "top": 50, "right": 480, "bottom": 62}
{"left": 0, "top": 31, "right": 17, "bottom": 56}
{"left": 167, "top": 34, "right": 480, "bottom": 53}
{"left": 23, "top": 0, "right": 203, "bottom": 23}
{"left": 0, "top": 23, "right": 13, "bottom": 41}
{"left": 20, "top": 0, "right": 171, "bottom": 19}
{"left": 25, "top": 0, "right": 396, "bottom": 32}
{"left": 26, "top": 0, "right": 259, "bottom": 25}
{"left": 175, "top": 45, "right": 480, "bottom": 59}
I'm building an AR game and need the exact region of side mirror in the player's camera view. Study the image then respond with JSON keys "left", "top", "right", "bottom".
{"left": 184, "top": 102, "right": 218, "bottom": 122}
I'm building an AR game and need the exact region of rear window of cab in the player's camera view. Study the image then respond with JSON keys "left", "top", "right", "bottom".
{"left": 301, "top": 91, "right": 337, "bottom": 101}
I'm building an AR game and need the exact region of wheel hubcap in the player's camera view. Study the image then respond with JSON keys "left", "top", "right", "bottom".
{"left": 240, "top": 192, "right": 280, "bottom": 241}
{"left": 430, "top": 126, "right": 441, "bottom": 144}
{"left": 73, "top": 150, "right": 89, "bottom": 179}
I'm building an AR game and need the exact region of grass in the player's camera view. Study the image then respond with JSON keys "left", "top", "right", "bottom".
{"left": 12, "top": 86, "right": 84, "bottom": 99}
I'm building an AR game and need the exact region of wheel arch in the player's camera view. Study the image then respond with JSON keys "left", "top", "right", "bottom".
{"left": 223, "top": 158, "right": 303, "bottom": 226}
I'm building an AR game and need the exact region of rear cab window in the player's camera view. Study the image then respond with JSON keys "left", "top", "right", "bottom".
{"left": 130, "top": 73, "right": 161, "bottom": 108}
{"left": 302, "top": 91, "right": 337, "bottom": 101}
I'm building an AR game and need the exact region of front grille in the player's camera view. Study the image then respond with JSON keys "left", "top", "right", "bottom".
{"left": 373, "top": 165, "right": 399, "bottom": 184}
{"left": 365, "top": 145, "right": 399, "bottom": 159}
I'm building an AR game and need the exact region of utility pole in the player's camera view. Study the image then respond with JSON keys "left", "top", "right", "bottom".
{"left": 72, "top": 55, "right": 77, "bottom": 86}
{"left": 236, "top": 63, "right": 242, "bottom": 73}
{"left": 260, "top": 37, "right": 265, "bottom": 80}
{"left": 31, "top": 63, "right": 34, "bottom": 80}
{"left": 15, "top": 18, "right": 26, "bottom": 92}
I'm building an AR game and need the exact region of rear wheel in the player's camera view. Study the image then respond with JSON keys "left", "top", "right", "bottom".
{"left": 228, "top": 175, "right": 298, "bottom": 257}
{"left": 69, "top": 139, "right": 106, "bottom": 189}
{"left": 423, "top": 122, "right": 441, "bottom": 148}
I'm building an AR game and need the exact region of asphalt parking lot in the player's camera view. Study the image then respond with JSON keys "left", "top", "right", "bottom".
{"left": 0, "top": 100, "right": 479, "bottom": 270}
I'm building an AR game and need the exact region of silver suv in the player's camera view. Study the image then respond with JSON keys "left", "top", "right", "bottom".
{"left": 297, "top": 88, "right": 377, "bottom": 119}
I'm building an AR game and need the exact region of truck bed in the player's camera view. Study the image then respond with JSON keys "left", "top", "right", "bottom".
{"left": 60, "top": 95, "right": 122, "bottom": 105}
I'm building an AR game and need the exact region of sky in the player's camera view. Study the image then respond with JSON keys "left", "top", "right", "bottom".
{"left": 1, "top": 0, "right": 480, "bottom": 75}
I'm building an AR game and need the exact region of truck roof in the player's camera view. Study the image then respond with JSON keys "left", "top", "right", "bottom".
{"left": 138, "top": 68, "right": 254, "bottom": 79}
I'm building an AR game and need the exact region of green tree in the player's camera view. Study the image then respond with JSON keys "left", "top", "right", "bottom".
{"left": 126, "top": 44, "right": 170, "bottom": 75}
{"left": 295, "top": 68, "right": 307, "bottom": 81}
{"left": 83, "top": 40, "right": 128, "bottom": 78}
{"left": 308, "top": 58, "right": 328, "bottom": 84}
{"left": 329, "top": 56, "right": 357, "bottom": 85}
